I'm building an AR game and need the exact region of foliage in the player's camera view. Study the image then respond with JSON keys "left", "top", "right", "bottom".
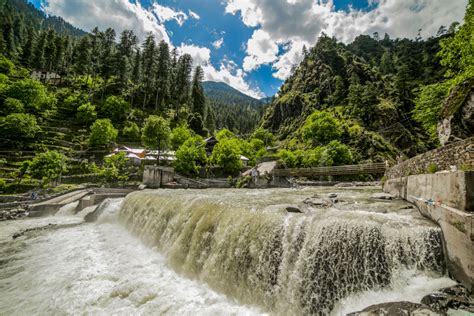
{"left": 141, "top": 115, "right": 170, "bottom": 150}
{"left": 89, "top": 118, "right": 118, "bottom": 146}
{"left": 215, "top": 128, "right": 235, "bottom": 141}
{"left": 76, "top": 102, "right": 97, "bottom": 125}
{"left": 0, "top": 113, "right": 40, "bottom": 145}
{"left": 210, "top": 137, "right": 243, "bottom": 174}
{"left": 427, "top": 163, "right": 439, "bottom": 174}
{"left": 170, "top": 124, "right": 193, "bottom": 150}
{"left": 99, "top": 152, "right": 130, "bottom": 184}
{"left": 413, "top": 81, "right": 450, "bottom": 140}
{"left": 29, "top": 151, "right": 68, "bottom": 186}
{"left": 0, "top": 55, "right": 14, "bottom": 75}
{"left": 174, "top": 136, "right": 207, "bottom": 176}
{"left": 122, "top": 122, "right": 141, "bottom": 141}
{"left": 2, "top": 97, "right": 24, "bottom": 114}
{"left": 101, "top": 95, "right": 130, "bottom": 123}
{"left": 302, "top": 111, "right": 342, "bottom": 145}
{"left": 320, "top": 140, "right": 353, "bottom": 166}
{"left": 3, "top": 79, "right": 56, "bottom": 114}
{"left": 251, "top": 127, "right": 275, "bottom": 146}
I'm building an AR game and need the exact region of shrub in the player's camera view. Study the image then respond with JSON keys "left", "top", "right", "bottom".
{"left": 0, "top": 113, "right": 40, "bottom": 145}
{"left": 89, "top": 119, "right": 118, "bottom": 146}
{"left": 320, "top": 140, "right": 353, "bottom": 166}
{"left": 302, "top": 111, "right": 342, "bottom": 145}
{"left": 170, "top": 124, "right": 193, "bottom": 150}
{"left": 0, "top": 55, "right": 14, "bottom": 75}
{"left": 210, "top": 137, "right": 242, "bottom": 174}
{"left": 29, "top": 151, "right": 68, "bottom": 186}
{"left": 101, "top": 95, "right": 130, "bottom": 123}
{"left": 427, "top": 163, "right": 439, "bottom": 174}
{"left": 2, "top": 98, "right": 24, "bottom": 114}
{"left": 5, "top": 79, "right": 56, "bottom": 114}
{"left": 122, "top": 122, "right": 141, "bottom": 141}
{"left": 99, "top": 152, "right": 129, "bottom": 185}
{"left": 174, "top": 136, "right": 207, "bottom": 176}
{"left": 76, "top": 102, "right": 97, "bottom": 125}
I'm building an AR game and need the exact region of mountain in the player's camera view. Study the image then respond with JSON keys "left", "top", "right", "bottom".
{"left": 0, "top": 0, "right": 87, "bottom": 38}
{"left": 261, "top": 32, "right": 451, "bottom": 162}
{"left": 203, "top": 81, "right": 263, "bottom": 107}
{"left": 203, "top": 81, "right": 265, "bottom": 134}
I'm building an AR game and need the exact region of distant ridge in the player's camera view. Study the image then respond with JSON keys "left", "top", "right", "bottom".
{"left": 202, "top": 81, "right": 263, "bottom": 106}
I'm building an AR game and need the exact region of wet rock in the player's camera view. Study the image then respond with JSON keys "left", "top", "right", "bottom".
{"left": 286, "top": 206, "right": 303, "bottom": 213}
{"left": 421, "top": 285, "right": 474, "bottom": 313}
{"left": 303, "top": 196, "right": 333, "bottom": 208}
{"left": 348, "top": 301, "right": 443, "bottom": 316}
{"left": 0, "top": 208, "right": 28, "bottom": 221}
{"left": 327, "top": 193, "right": 338, "bottom": 198}
{"left": 138, "top": 184, "right": 147, "bottom": 190}
{"left": 371, "top": 193, "right": 395, "bottom": 200}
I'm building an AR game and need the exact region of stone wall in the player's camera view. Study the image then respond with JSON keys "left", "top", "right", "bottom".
{"left": 385, "top": 137, "right": 474, "bottom": 179}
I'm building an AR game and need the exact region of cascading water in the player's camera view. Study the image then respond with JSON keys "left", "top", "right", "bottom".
{"left": 118, "top": 188, "right": 453, "bottom": 315}
{"left": 0, "top": 188, "right": 456, "bottom": 315}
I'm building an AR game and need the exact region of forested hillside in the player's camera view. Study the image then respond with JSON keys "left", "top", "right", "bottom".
{"left": 261, "top": 1, "right": 473, "bottom": 165}
{"left": 203, "top": 81, "right": 265, "bottom": 134}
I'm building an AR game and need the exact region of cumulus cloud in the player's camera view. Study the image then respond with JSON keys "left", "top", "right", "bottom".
{"left": 188, "top": 10, "right": 201, "bottom": 20}
{"left": 178, "top": 44, "right": 264, "bottom": 98}
{"left": 42, "top": 0, "right": 198, "bottom": 42}
{"left": 212, "top": 37, "right": 224, "bottom": 49}
{"left": 226, "top": 0, "right": 468, "bottom": 79}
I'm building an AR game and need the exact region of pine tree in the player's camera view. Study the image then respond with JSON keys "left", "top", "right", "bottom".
{"left": 141, "top": 32, "right": 156, "bottom": 109}
{"left": 21, "top": 27, "right": 35, "bottom": 67}
{"left": 191, "top": 66, "right": 206, "bottom": 118}
{"left": 43, "top": 29, "right": 57, "bottom": 71}
{"left": 174, "top": 53, "right": 193, "bottom": 111}
{"left": 73, "top": 35, "right": 91, "bottom": 75}
{"left": 154, "top": 40, "right": 171, "bottom": 111}
{"left": 32, "top": 30, "right": 46, "bottom": 69}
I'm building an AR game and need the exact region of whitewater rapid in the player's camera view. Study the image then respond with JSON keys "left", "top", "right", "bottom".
{"left": 0, "top": 187, "right": 456, "bottom": 315}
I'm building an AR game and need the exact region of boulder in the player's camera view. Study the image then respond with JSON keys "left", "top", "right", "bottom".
{"left": 303, "top": 196, "right": 333, "bottom": 208}
{"left": 348, "top": 301, "right": 442, "bottom": 316}
{"left": 371, "top": 192, "right": 395, "bottom": 200}
{"left": 421, "top": 285, "right": 474, "bottom": 313}
{"left": 286, "top": 206, "right": 303, "bottom": 213}
{"left": 138, "top": 184, "right": 147, "bottom": 190}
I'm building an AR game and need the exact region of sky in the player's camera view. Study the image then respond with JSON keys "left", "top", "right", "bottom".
{"left": 28, "top": 0, "right": 467, "bottom": 99}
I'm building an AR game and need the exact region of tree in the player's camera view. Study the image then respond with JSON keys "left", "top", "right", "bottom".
{"left": 2, "top": 98, "right": 24, "bottom": 114}
{"left": 210, "top": 137, "right": 242, "bottom": 174}
{"left": 29, "top": 151, "right": 68, "bottom": 186}
{"left": 320, "top": 140, "right": 353, "bottom": 166}
{"left": 0, "top": 113, "right": 40, "bottom": 146}
{"left": 5, "top": 79, "right": 55, "bottom": 114}
{"left": 101, "top": 95, "right": 130, "bottom": 123}
{"left": 191, "top": 66, "right": 206, "bottom": 117}
{"left": 215, "top": 128, "right": 235, "bottom": 141}
{"left": 99, "top": 151, "right": 129, "bottom": 185}
{"left": 89, "top": 119, "right": 118, "bottom": 146}
{"left": 302, "top": 111, "right": 342, "bottom": 145}
{"left": 0, "top": 54, "right": 14, "bottom": 74}
{"left": 73, "top": 36, "right": 91, "bottom": 75}
{"left": 251, "top": 127, "right": 275, "bottom": 146}
{"left": 154, "top": 40, "right": 171, "bottom": 111}
{"left": 174, "top": 136, "right": 207, "bottom": 176}
{"left": 76, "top": 102, "right": 97, "bottom": 126}
{"left": 141, "top": 115, "right": 171, "bottom": 163}
{"left": 170, "top": 124, "right": 193, "bottom": 149}
{"left": 174, "top": 53, "right": 193, "bottom": 113}
{"left": 122, "top": 122, "right": 141, "bottom": 141}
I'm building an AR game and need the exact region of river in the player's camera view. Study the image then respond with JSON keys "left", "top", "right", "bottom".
{"left": 0, "top": 187, "right": 456, "bottom": 315}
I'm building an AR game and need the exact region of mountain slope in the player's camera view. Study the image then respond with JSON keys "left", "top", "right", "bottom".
{"left": 0, "top": 0, "right": 86, "bottom": 37}
{"left": 261, "top": 33, "right": 449, "bottom": 161}
{"left": 203, "top": 81, "right": 265, "bottom": 134}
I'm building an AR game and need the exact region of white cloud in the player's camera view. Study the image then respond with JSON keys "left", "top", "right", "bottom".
{"left": 212, "top": 37, "right": 224, "bottom": 49}
{"left": 188, "top": 10, "right": 200, "bottom": 20}
{"left": 178, "top": 44, "right": 264, "bottom": 98}
{"left": 226, "top": 0, "right": 468, "bottom": 80}
{"left": 42, "top": 0, "right": 199, "bottom": 43}
{"left": 151, "top": 3, "right": 188, "bottom": 26}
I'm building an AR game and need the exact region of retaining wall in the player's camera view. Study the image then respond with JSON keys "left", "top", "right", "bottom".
{"left": 385, "top": 138, "right": 474, "bottom": 179}
{"left": 384, "top": 171, "right": 473, "bottom": 290}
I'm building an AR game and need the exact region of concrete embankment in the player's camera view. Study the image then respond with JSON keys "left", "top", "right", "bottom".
{"left": 27, "top": 188, "right": 134, "bottom": 217}
{"left": 384, "top": 171, "right": 473, "bottom": 290}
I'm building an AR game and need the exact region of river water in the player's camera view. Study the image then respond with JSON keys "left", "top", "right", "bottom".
{"left": 0, "top": 187, "right": 456, "bottom": 315}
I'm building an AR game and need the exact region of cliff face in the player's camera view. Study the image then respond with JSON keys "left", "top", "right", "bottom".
{"left": 261, "top": 35, "right": 440, "bottom": 159}
{"left": 438, "top": 79, "right": 474, "bottom": 145}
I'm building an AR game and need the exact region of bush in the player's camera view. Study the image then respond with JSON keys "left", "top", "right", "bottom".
{"left": 251, "top": 127, "right": 275, "bottom": 146}
{"left": 0, "top": 113, "right": 40, "bottom": 145}
{"left": 0, "top": 55, "right": 14, "bottom": 75}
{"left": 29, "top": 151, "right": 68, "bottom": 186}
{"left": 0, "top": 178, "right": 6, "bottom": 192}
{"left": 99, "top": 152, "right": 130, "bottom": 184}
{"left": 5, "top": 79, "right": 56, "bottom": 114}
{"left": 320, "top": 140, "right": 353, "bottom": 166}
{"left": 89, "top": 119, "right": 118, "bottom": 146}
{"left": 427, "top": 163, "right": 438, "bottom": 174}
{"left": 76, "top": 102, "right": 97, "bottom": 125}
{"left": 2, "top": 98, "right": 24, "bottom": 114}
{"left": 302, "top": 111, "right": 342, "bottom": 145}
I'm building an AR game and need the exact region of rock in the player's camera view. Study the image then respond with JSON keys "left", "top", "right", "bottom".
{"left": 327, "top": 193, "right": 338, "bottom": 198}
{"left": 286, "top": 206, "right": 303, "bottom": 213}
{"left": 371, "top": 192, "right": 395, "bottom": 200}
{"left": 348, "top": 301, "right": 443, "bottom": 316}
{"left": 303, "top": 197, "right": 333, "bottom": 208}
{"left": 421, "top": 285, "right": 474, "bottom": 313}
{"left": 138, "top": 184, "right": 147, "bottom": 190}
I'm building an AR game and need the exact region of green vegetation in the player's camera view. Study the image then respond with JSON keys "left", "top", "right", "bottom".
{"left": 141, "top": 115, "right": 171, "bottom": 153}
{"left": 174, "top": 136, "right": 207, "bottom": 176}
{"left": 89, "top": 119, "right": 118, "bottom": 146}
{"left": 29, "top": 151, "right": 68, "bottom": 186}
{"left": 427, "top": 163, "right": 439, "bottom": 174}
{"left": 99, "top": 152, "right": 130, "bottom": 185}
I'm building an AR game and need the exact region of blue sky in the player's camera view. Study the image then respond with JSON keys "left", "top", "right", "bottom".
{"left": 28, "top": 0, "right": 467, "bottom": 98}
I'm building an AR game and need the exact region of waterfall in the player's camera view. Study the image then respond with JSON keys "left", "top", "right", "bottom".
{"left": 119, "top": 190, "right": 445, "bottom": 315}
